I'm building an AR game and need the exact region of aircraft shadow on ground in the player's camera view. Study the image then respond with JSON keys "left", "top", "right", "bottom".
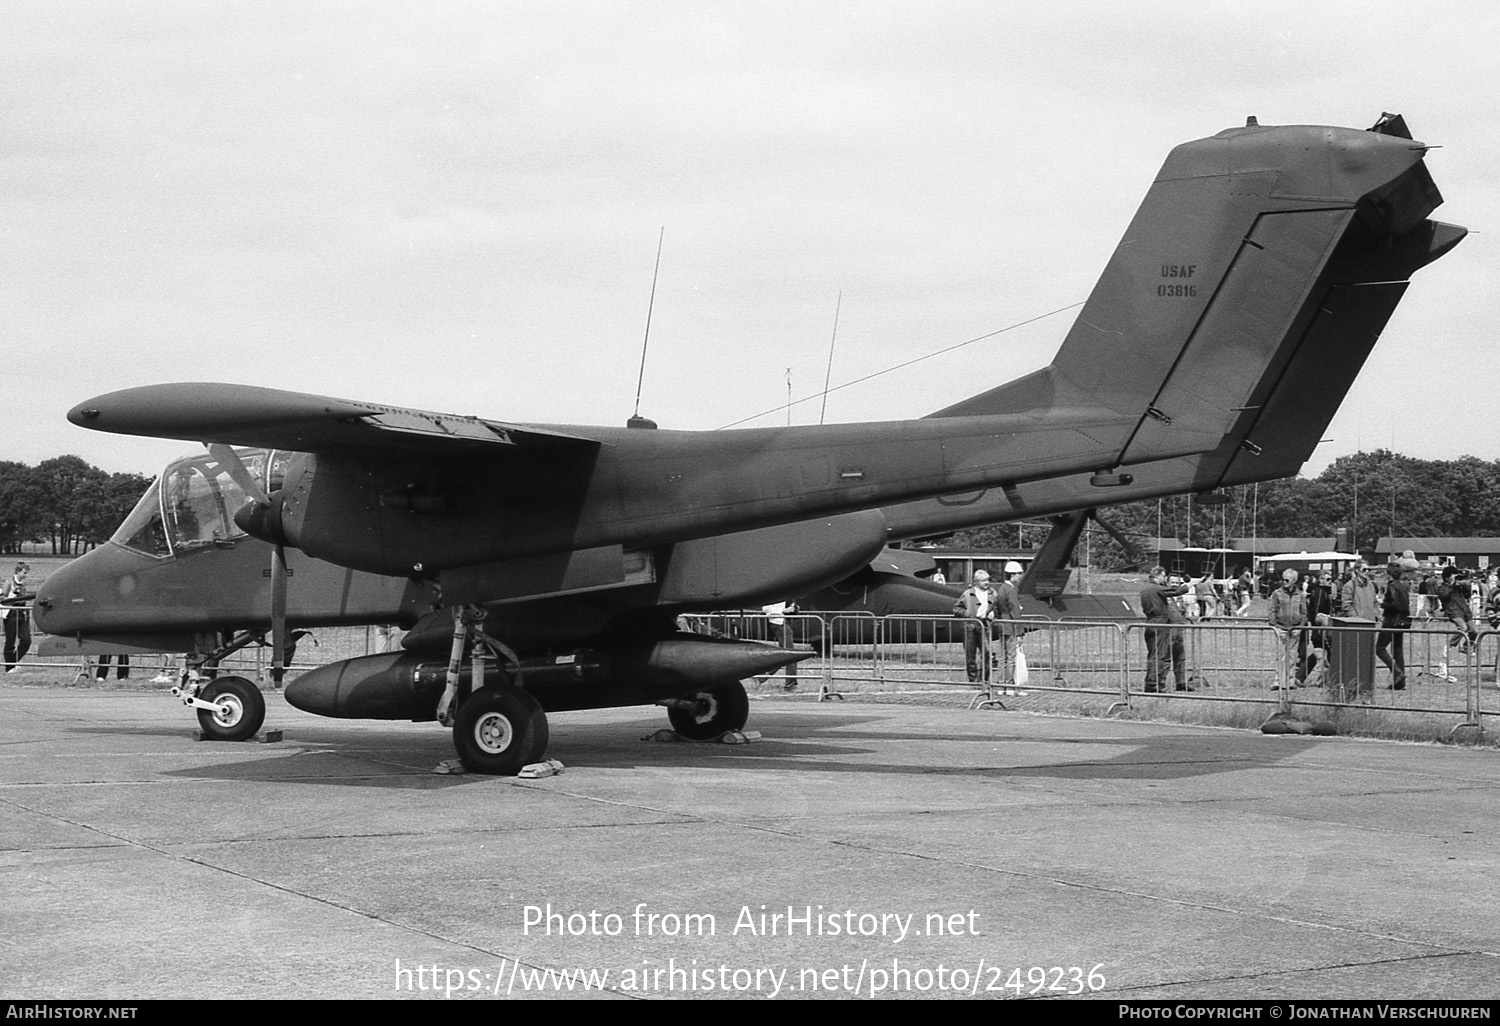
{"left": 550, "top": 731, "right": 1305, "bottom": 782}
{"left": 155, "top": 746, "right": 483, "bottom": 789}
{"left": 63, "top": 724, "right": 228, "bottom": 740}
{"left": 134, "top": 709, "right": 1308, "bottom": 787}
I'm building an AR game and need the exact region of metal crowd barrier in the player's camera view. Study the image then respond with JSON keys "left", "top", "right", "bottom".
{"left": 1473, "top": 628, "right": 1500, "bottom": 728}
{"left": 815, "top": 613, "right": 1134, "bottom": 711}
{"left": 1117, "top": 617, "right": 1485, "bottom": 733}
{"left": 1009, "top": 616, "right": 1130, "bottom": 696}
{"left": 824, "top": 612, "right": 962, "bottom": 692}
{"left": 1119, "top": 619, "right": 1282, "bottom": 698}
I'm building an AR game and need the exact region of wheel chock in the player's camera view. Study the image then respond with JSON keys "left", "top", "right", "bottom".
{"left": 517, "top": 758, "right": 565, "bottom": 778}
{"left": 194, "top": 728, "right": 283, "bottom": 743}
{"left": 432, "top": 759, "right": 467, "bottom": 774}
{"left": 645, "top": 728, "right": 762, "bottom": 744}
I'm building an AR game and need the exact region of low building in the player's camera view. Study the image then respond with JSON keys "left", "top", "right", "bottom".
{"left": 1374, "top": 537, "right": 1500, "bottom": 571}
{"left": 1232, "top": 536, "right": 1344, "bottom": 559}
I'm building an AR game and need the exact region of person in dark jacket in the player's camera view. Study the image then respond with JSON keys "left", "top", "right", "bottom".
{"left": 953, "top": 570, "right": 999, "bottom": 683}
{"left": 1377, "top": 562, "right": 1411, "bottom": 692}
{"left": 1140, "top": 566, "right": 1190, "bottom": 693}
{"left": 1305, "top": 570, "right": 1337, "bottom": 682}
{"left": 1436, "top": 566, "right": 1477, "bottom": 652}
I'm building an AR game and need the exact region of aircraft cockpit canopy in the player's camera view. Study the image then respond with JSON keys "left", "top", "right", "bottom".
{"left": 111, "top": 448, "right": 290, "bottom": 557}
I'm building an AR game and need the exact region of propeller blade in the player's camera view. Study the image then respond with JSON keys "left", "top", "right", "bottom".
{"left": 207, "top": 443, "right": 271, "bottom": 506}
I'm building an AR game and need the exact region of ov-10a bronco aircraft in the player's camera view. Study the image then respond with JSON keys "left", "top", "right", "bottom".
{"left": 37, "top": 114, "right": 1463, "bottom": 773}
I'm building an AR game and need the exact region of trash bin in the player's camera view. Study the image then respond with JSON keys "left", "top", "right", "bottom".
{"left": 1326, "top": 616, "right": 1377, "bottom": 701}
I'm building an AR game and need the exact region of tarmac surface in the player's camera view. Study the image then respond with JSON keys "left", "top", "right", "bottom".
{"left": 2, "top": 686, "right": 1497, "bottom": 1001}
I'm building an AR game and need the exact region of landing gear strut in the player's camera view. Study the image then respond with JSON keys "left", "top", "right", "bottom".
{"left": 171, "top": 630, "right": 274, "bottom": 741}
{"left": 438, "top": 605, "right": 549, "bottom": 775}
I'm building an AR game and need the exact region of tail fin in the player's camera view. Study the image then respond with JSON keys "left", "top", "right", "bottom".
{"left": 932, "top": 118, "right": 1463, "bottom": 476}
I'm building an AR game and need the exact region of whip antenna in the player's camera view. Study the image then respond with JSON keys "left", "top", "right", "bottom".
{"left": 818, "top": 291, "right": 842, "bottom": 425}
{"left": 629, "top": 227, "right": 665, "bottom": 427}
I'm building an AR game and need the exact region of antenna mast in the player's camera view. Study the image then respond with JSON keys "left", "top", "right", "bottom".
{"left": 819, "top": 291, "right": 842, "bottom": 425}
{"left": 629, "top": 227, "right": 665, "bottom": 427}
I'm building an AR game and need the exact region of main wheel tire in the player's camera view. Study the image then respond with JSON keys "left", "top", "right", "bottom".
{"left": 667, "top": 679, "right": 750, "bottom": 740}
{"left": 196, "top": 675, "right": 266, "bottom": 742}
{"left": 452, "top": 687, "right": 549, "bottom": 775}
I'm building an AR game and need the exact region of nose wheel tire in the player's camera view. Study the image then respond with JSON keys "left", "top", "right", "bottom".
{"left": 452, "top": 687, "right": 549, "bottom": 775}
{"left": 195, "top": 676, "right": 266, "bottom": 742}
{"left": 667, "top": 680, "right": 750, "bottom": 740}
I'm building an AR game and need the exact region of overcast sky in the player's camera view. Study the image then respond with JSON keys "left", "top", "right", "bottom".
{"left": 4, "top": 1, "right": 1496, "bottom": 481}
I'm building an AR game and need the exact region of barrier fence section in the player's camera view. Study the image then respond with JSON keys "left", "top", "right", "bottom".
{"left": 1120, "top": 619, "right": 1282, "bottom": 698}
{"left": 823, "top": 612, "right": 961, "bottom": 691}
{"left": 818, "top": 613, "right": 1131, "bottom": 703}
{"left": 1475, "top": 629, "right": 1500, "bottom": 727}
{"left": 807, "top": 613, "right": 1484, "bottom": 732}
{"left": 1117, "top": 618, "right": 1485, "bottom": 731}
{"left": 1009, "top": 617, "right": 1130, "bottom": 698}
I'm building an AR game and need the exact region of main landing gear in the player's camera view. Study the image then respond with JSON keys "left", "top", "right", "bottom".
{"left": 452, "top": 686, "right": 550, "bottom": 775}
{"left": 439, "top": 605, "right": 550, "bottom": 775}
{"left": 661, "top": 679, "right": 750, "bottom": 741}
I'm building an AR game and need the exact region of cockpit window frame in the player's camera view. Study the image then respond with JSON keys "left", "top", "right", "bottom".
{"left": 111, "top": 448, "right": 268, "bottom": 558}
{"left": 110, "top": 475, "right": 172, "bottom": 558}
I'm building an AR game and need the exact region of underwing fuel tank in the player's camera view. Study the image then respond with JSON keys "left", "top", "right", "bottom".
{"left": 283, "top": 635, "right": 811, "bottom": 720}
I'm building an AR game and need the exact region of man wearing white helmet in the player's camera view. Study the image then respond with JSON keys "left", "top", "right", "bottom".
{"left": 993, "top": 561, "right": 1024, "bottom": 691}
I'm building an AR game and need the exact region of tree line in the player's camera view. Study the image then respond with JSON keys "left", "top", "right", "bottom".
{"left": 0, "top": 456, "right": 152, "bottom": 556}
{"left": 946, "top": 450, "right": 1500, "bottom": 570}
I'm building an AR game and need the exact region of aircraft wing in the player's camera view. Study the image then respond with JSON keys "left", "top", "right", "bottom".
{"left": 67, "top": 383, "right": 602, "bottom": 456}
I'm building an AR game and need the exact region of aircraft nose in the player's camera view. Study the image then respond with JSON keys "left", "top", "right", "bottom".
{"left": 32, "top": 545, "right": 144, "bottom": 637}
{"left": 32, "top": 554, "right": 89, "bottom": 636}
